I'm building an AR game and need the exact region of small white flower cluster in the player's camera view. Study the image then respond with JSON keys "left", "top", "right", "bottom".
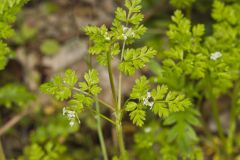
{"left": 63, "top": 107, "right": 80, "bottom": 127}
{"left": 122, "top": 25, "right": 135, "bottom": 40}
{"left": 143, "top": 92, "right": 154, "bottom": 109}
{"left": 210, "top": 51, "right": 222, "bottom": 61}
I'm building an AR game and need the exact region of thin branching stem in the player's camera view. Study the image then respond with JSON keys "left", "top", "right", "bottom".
{"left": 115, "top": 39, "right": 128, "bottom": 159}
{"left": 115, "top": 9, "right": 132, "bottom": 159}
{"left": 206, "top": 73, "right": 226, "bottom": 145}
{"left": 209, "top": 95, "right": 226, "bottom": 143}
{"left": 107, "top": 50, "right": 117, "bottom": 104}
{"left": 73, "top": 87, "right": 114, "bottom": 111}
{"left": 88, "top": 107, "right": 116, "bottom": 125}
{"left": 87, "top": 53, "right": 109, "bottom": 160}
{"left": 227, "top": 82, "right": 240, "bottom": 156}
{"left": 95, "top": 100, "right": 109, "bottom": 160}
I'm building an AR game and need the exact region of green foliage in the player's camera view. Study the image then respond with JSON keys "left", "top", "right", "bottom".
{"left": 31, "top": 114, "right": 79, "bottom": 143}
{"left": 0, "top": 0, "right": 27, "bottom": 13}
{"left": 203, "top": 0, "right": 240, "bottom": 97}
{"left": 83, "top": 0, "right": 148, "bottom": 67}
{"left": 134, "top": 129, "right": 157, "bottom": 160}
{"left": 40, "top": 69, "right": 78, "bottom": 101}
{"left": 18, "top": 142, "right": 67, "bottom": 160}
{"left": 156, "top": 7, "right": 240, "bottom": 98}
{"left": 134, "top": 121, "right": 203, "bottom": 160}
{"left": 0, "top": 0, "right": 28, "bottom": 70}
{"left": 18, "top": 112, "right": 80, "bottom": 159}
{"left": 163, "top": 108, "right": 201, "bottom": 152}
{"left": 83, "top": 25, "right": 111, "bottom": 54}
{"left": 151, "top": 85, "right": 191, "bottom": 117}
{"left": 125, "top": 76, "right": 149, "bottom": 127}
{"left": 125, "top": 76, "right": 191, "bottom": 126}
{"left": 4, "top": 0, "right": 240, "bottom": 159}
{"left": 79, "top": 69, "right": 102, "bottom": 96}
{"left": 42, "top": 0, "right": 157, "bottom": 130}
{"left": 162, "top": 10, "right": 208, "bottom": 80}
{"left": 0, "top": 84, "right": 34, "bottom": 108}
{"left": 169, "top": 0, "right": 196, "bottom": 8}
{"left": 212, "top": 0, "right": 239, "bottom": 25}
{"left": 119, "top": 47, "right": 156, "bottom": 75}
{"left": 38, "top": 0, "right": 222, "bottom": 159}
{"left": 146, "top": 1, "right": 240, "bottom": 159}
{"left": 41, "top": 69, "right": 101, "bottom": 126}
{"left": 129, "top": 76, "right": 150, "bottom": 100}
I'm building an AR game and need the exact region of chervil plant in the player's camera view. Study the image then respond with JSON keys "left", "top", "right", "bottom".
{"left": 169, "top": 0, "right": 195, "bottom": 9}
{"left": 0, "top": 0, "right": 34, "bottom": 159}
{"left": 0, "top": 0, "right": 28, "bottom": 70}
{"left": 144, "top": 0, "right": 240, "bottom": 159}
{"left": 0, "top": 0, "right": 33, "bottom": 112}
{"left": 41, "top": 0, "right": 191, "bottom": 159}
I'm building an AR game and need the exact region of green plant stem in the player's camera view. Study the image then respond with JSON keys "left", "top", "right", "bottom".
{"left": 111, "top": 8, "right": 131, "bottom": 159}
{"left": 73, "top": 87, "right": 114, "bottom": 111}
{"left": 107, "top": 50, "right": 117, "bottom": 104}
{"left": 209, "top": 95, "right": 225, "bottom": 143}
{"left": 197, "top": 95, "right": 213, "bottom": 140}
{"left": 116, "top": 40, "right": 127, "bottom": 159}
{"left": 227, "top": 82, "right": 240, "bottom": 156}
{"left": 0, "top": 140, "right": 6, "bottom": 160}
{"left": 88, "top": 108, "right": 116, "bottom": 125}
{"left": 114, "top": 9, "right": 132, "bottom": 158}
{"left": 227, "top": 103, "right": 237, "bottom": 157}
{"left": 95, "top": 100, "right": 109, "bottom": 160}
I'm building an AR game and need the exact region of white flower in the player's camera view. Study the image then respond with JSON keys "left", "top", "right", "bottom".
{"left": 62, "top": 108, "right": 80, "bottom": 127}
{"left": 69, "top": 121, "right": 75, "bottom": 127}
{"left": 143, "top": 91, "right": 154, "bottom": 109}
{"left": 122, "top": 25, "right": 129, "bottom": 32}
{"left": 149, "top": 102, "right": 154, "bottom": 109}
{"left": 144, "top": 127, "right": 151, "bottom": 133}
{"left": 67, "top": 110, "right": 75, "bottom": 119}
{"left": 63, "top": 107, "right": 75, "bottom": 118}
{"left": 210, "top": 51, "right": 222, "bottom": 60}
{"left": 122, "top": 25, "right": 135, "bottom": 40}
{"left": 147, "top": 92, "right": 151, "bottom": 99}
{"left": 143, "top": 98, "right": 148, "bottom": 105}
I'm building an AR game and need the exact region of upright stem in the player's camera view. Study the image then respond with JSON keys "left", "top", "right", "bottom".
{"left": 227, "top": 82, "right": 240, "bottom": 156}
{"left": 89, "top": 107, "right": 116, "bottom": 125}
{"left": 0, "top": 140, "right": 6, "bottom": 160}
{"left": 209, "top": 95, "right": 225, "bottom": 143}
{"left": 107, "top": 51, "right": 117, "bottom": 104}
{"left": 197, "top": 95, "right": 213, "bottom": 140}
{"left": 73, "top": 87, "right": 114, "bottom": 111}
{"left": 88, "top": 53, "right": 108, "bottom": 160}
{"left": 116, "top": 40, "right": 127, "bottom": 159}
{"left": 106, "top": 41, "right": 126, "bottom": 158}
{"left": 207, "top": 73, "right": 225, "bottom": 144}
{"left": 95, "top": 100, "right": 108, "bottom": 160}
{"left": 114, "top": 8, "right": 132, "bottom": 157}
